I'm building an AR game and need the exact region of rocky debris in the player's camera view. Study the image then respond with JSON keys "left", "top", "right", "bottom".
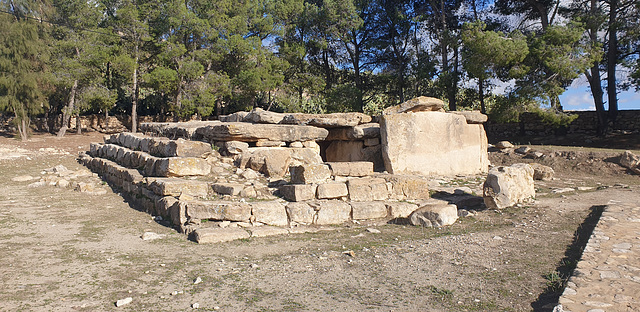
{"left": 366, "top": 228, "right": 381, "bottom": 233}
{"left": 115, "top": 297, "right": 133, "bottom": 307}
{"left": 280, "top": 112, "right": 371, "bottom": 128}
{"left": 224, "top": 141, "right": 249, "bottom": 155}
{"left": 449, "top": 111, "right": 488, "bottom": 124}
{"left": 494, "top": 141, "right": 514, "bottom": 149}
{"left": 141, "top": 232, "right": 166, "bottom": 241}
{"left": 529, "top": 163, "right": 554, "bottom": 181}
{"left": 409, "top": 203, "right": 459, "bottom": 227}
{"left": 515, "top": 146, "right": 531, "bottom": 154}
{"left": 483, "top": 163, "right": 535, "bottom": 209}
{"left": 194, "top": 227, "right": 250, "bottom": 244}
{"left": 382, "top": 96, "right": 445, "bottom": 115}
{"left": 618, "top": 150, "right": 640, "bottom": 174}
{"left": 381, "top": 111, "right": 489, "bottom": 176}
{"left": 194, "top": 122, "right": 329, "bottom": 143}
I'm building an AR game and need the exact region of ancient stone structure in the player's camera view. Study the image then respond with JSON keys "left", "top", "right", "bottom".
{"left": 79, "top": 97, "right": 492, "bottom": 243}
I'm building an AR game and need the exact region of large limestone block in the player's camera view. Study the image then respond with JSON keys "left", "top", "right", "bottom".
{"left": 250, "top": 201, "right": 288, "bottom": 226}
{"left": 148, "top": 178, "right": 209, "bottom": 197}
{"left": 289, "top": 164, "right": 331, "bottom": 184}
{"left": 483, "top": 163, "right": 535, "bottom": 209}
{"left": 326, "top": 123, "right": 380, "bottom": 141}
{"left": 316, "top": 182, "right": 348, "bottom": 199}
{"left": 327, "top": 162, "right": 373, "bottom": 177}
{"left": 185, "top": 200, "right": 252, "bottom": 222}
{"left": 155, "top": 157, "right": 212, "bottom": 177}
{"left": 243, "top": 108, "right": 286, "bottom": 124}
{"left": 383, "top": 96, "right": 445, "bottom": 115}
{"left": 387, "top": 202, "right": 419, "bottom": 219}
{"left": 347, "top": 178, "right": 388, "bottom": 201}
{"left": 280, "top": 184, "right": 317, "bottom": 202}
{"left": 194, "top": 227, "right": 250, "bottom": 244}
{"left": 310, "top": 201, "right": 351, "bottom": 225}
{"left": 350, "top": 202, "right": 388, "bottom": 220}
{"left": 380, "top": 112, "right": 489, "bottom": 176}
{"left": 148, "top": 137, "right": 212, "bottom": 157}
{"left": 289, "top": 148, "right": 323, "bottom": 166}
{"left": 281, "top": 113, "right": 372, "bottom": 128}
{"left": 383, "top": 175, "right": 430, "bottom": 200}
{"left": 195, "top": 122, "right": 328, "bottom": 142}
{"left": 245, "top": 148, "right": 292, "bottom": 178}
{"left": 213, "top": 183, "right": 244, "bottom": 196}
{"left": 449, "top": 111, "right": 488, "bottom": 124}
{"left": 619, "top": 151, "right": 640, "bottom": 173}
{"left": 286, "top": 202, "right": 316, "bottom": 225}
{"left": 409, "top": 203, "right": 459, "bottom": 227}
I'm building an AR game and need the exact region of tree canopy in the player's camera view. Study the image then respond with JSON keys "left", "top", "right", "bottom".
{"left": 0, "top": 0, "right": 638, "bottom": 138}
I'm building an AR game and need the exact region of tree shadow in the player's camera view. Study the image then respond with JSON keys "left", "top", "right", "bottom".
{"left": 530, "top": 205, "right": 605, "bottom": 311}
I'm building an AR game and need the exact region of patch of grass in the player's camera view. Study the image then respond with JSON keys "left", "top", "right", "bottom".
{"left": 232, "top": 286, "right": 272, "bottom": 305}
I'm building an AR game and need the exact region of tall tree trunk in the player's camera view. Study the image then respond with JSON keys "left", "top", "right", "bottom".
{"left": 607, "top": 0, "right": 618, "bottom": 124}
{"left": 479, "top": 77, "right": 485, "bottom": 114}
{"left": 104, "top": 110, "right": 109, "bottom": 133}
{"left": 131, "top": 43, "right": 139, "bottom": 133}
{"left": 76, "top": 113, "right": 82, "bottom": 134}
{"left": 449, "top": 44, "right": 459, "bottom": 111}
{"left": 57, "top": 79, "right": 78, "bottom": 137}
{"left": 19, "top": 118, "right": 29, "bottom": 141}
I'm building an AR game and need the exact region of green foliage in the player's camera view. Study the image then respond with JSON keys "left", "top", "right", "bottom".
{"left": 531, "top": 107, "right": 579, "bottom": 127}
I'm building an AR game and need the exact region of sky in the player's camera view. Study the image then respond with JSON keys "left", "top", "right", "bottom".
{"left": 559, "top": 84, "right": 640, "bottom": 111}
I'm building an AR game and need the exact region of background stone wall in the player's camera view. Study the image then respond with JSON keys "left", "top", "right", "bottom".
{"left": 485, "top": 110, "right": 640, "bottom": 140}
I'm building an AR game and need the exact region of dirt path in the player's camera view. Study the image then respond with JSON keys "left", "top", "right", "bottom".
{"left": 0, "top": 132, "right": 639, "bottom": 311}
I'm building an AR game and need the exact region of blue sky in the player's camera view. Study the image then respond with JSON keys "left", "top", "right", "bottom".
{"left": 560, "top": 85, "right": 640, "bottom": 111}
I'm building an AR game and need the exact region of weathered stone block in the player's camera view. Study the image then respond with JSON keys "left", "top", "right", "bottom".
{"left": 383, "top": 175, "right": 430, "bottom": 200}
{"left": 155, "top": 157, "right": 212, "bottom": 177}
{"left": 325, "top": 141, "right": 364, "bottom": 162}
{"left": 381, "top": 112, "right": 489, "bottom": 176}
{"left": 290, "top": 164, "right": 331, "bottom": 184}
{"left": 280, "top": 184, "right": 317, "bottom": 202}
{"left": 194, "top": 227, "right": 250, "bottom": 244}
{"left": 483, "top": 163, "right": 535, "bottom": 209}
{"left": 449, "top": 111, "right": 488, "bottom": 124}
{"left": 409, "top": 203, "right": 459, "bottom": 227}
{"left": 529, "top": 163, "right": 554, "bottom": 181}
{"left": 225, "top": 141, "right": 249, "bottom": 155}
{"left": 327, "top": 162, "right": 373, "bottom": 177}
{"left": 243, "top": 108, "right": 286, "bottom": 124}
{"left": 185, "top": 200, "right": 252, "bottom": 222}
{"left": 250, "top": 201, "right": 288, "bottom": 226}
{"left": 347, "top": 178, "right": 388, "bottom": 201}
{"left": 246, "top": 148, "right": 292, "bottom": 178}
{"left": 255, "top": 139, "right": 286, "bottom": 147}
{"left": 316, "top": 182, "right": 348, "bottom": 199}
{"left": 289, "top": 148, "right": 323, "bottom": 166}
{"left": 325, "top": 123, "right": 380, "bottom": 140}
{"left": 387, "top": 202, "right": 419, "bottom": 219}
{"left": 281, "top": 113, "right": 372, "bottom": 128}
{"left": 350, "top": 202, "right": 388, "bottom": 220}
{"left": 310, "top": 201, "right": 351, "bottom": 225}
{"left": 286, "top": 202, "right": 316, "bottom": 225}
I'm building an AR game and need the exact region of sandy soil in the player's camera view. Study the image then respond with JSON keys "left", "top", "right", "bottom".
{"left": 0, "top": 131, "right": 639, "bottom": 311}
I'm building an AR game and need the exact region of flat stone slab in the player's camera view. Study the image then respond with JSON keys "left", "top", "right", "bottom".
{"left": 280, "top": 113, "right": 371, "bottom": 128}
{"left": 195, "top": 122, "right": 328, "bottom": 142}
{"left": 557, "top": 203, "right": 640, "bottom": 311}
{"left": 326, "top": 123, "right": 380, "bottom": 140}
{"left": 194, "top": 227, "right": 250, "bottom": 244}
{"left": 383, "top": 96, "right": 445, "bottom": 115}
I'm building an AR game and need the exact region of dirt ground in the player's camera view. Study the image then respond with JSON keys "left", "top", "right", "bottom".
{"left": 1, "top": 130, "right": 639, "bottom": 312}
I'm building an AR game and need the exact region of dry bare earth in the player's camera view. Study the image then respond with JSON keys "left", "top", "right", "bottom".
{"left": 0, "top": 132, "right": 638, "bottom": 311}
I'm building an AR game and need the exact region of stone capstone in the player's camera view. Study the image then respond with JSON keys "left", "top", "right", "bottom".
{"left": 280, "top": 112, "right": 372, "bottom": 128}
{"left": 382, "top": 96, "right": 445, "bottom": 115}
{"left": 483, "top": 163, "right": 535, "bottom": 209}
{"left": 326, "top": 123, "right": 380, "bottom": 140}
{"left": 449, "top": 111, "right": 488, "bottom": 124}
{"left": 242, "top": 108, "right": 286, "bottom": 124}
{"left": 195, "top": 122, "right": 328, "bottom": 143}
